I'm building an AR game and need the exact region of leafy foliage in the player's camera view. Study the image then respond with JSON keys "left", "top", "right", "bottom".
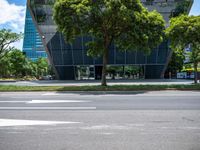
{"left": 0, "top": 50, "right": 51, "bottom": 79}
{"left": 0, "top": 29, "right": 22, "bottom": 61}
{"left": 53, "top": 0, "right": 165, "bottom": 85}
{"left": 166, "top": 15, "right": 200, "bottom": 83}
{"left": 167, "top": 49, "right": 185, "bottom": 75}
{"left": 8, "top": 50, "right": 27, "bottom": 76}
{"left": 166, "top": 0, "right": 191, "bottom": 76}
{"left": 35, "top": 58, "right": 49, "bottom": 77}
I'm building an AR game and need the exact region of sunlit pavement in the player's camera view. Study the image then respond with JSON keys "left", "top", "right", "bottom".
{"left": 0, "top": 79, "right": 194, "bottom": 86}
{"left": 0, "top": 91, "right": 200, "bottom": 150}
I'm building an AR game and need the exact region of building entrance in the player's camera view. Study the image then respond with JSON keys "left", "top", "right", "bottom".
{"left": 74, "top": 65, "right": 146, "bottom": 80}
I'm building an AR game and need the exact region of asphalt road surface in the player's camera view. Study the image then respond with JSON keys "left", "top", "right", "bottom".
{"left": 0, "top": 91, "right": 200, "bottom": 150}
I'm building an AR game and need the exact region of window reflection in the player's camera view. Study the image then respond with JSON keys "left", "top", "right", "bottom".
{"left": 35, "top": 6, "right": 46, "bottom": 23}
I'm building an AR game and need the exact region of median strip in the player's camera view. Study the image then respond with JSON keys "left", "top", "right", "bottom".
{"left": 0, "top": 84, "right": 200, "bottom": 91}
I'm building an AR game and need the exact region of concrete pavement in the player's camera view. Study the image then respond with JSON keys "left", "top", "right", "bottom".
{"left": 0, "top": 79, "right": 194, "bottom": 86}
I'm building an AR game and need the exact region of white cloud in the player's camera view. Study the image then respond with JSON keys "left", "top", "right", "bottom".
{"left": 11, "top": 39, "right": 24, "bottom": 50}
{"left": 0, "top": 0, "right": 26, "bottom": 50}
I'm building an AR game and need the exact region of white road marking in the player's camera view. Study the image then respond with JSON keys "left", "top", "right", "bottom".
{"left": 81, "top": 125, "right": 132, "bottom": 130}
{"left": 0, "top": 119, "right": 80, "bottom": 127}
{"left": 0, "top": 101, "right": 27, "bottom": 103}
{"left": 0, "top": 107, "right": 96, "bottom": 110}
{"left": 98, "top": 93, "right": 200, "bottom": 97}
{"left": 0, "top": 100, "right": 90, "bottom": 104}
{"left": 41, "top": 93, "right": 82, "bottom": 96}
{"left": 11, "top": 97, "right": 32, "bottom": 99}
{"left": 42, "top": 93, "right": 60, "bottom": 96}
{"left": 100, "top": 132, "right": 114, "bottom": 135}
{"left": 27, "top": 100, "right": 90, "bottom": 104}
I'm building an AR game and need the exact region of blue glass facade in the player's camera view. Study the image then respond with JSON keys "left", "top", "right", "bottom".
{"left": 23, "top": 8, "right": 47, "bottom": 61}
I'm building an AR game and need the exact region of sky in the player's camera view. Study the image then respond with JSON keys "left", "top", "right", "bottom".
{"left": 0, "top": 0, "right": 200, "bottom": 50}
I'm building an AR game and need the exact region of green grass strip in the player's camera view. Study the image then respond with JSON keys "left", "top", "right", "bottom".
{"left": 0, "top": 84, "right": 200, "bottom": 91}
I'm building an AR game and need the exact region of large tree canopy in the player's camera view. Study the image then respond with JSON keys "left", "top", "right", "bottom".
{"left": 0, "top": 49, "right": 51, "bottom": 78}
{"left": 53, "top": 0, "right": 165, "bottom": 85}
{"left": 0, "top": 29, "right": 22, "bottom": 61}
{"left": 166, "top": 15, "right": 200, "bottom": 83}
{"left": 166, "top": 0, "right": 191, "bottom": 76}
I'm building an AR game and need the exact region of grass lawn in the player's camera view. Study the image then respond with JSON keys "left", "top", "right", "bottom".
{"left": 0, "top": 84, "right": 200, "bottom": 91}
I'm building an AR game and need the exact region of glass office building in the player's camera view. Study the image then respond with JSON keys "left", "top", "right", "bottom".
{"left": 23, "top": 8, "right": 47, "bottom": 61}
{"left": 27, "top": 0, "right": 193, "bottom": 80}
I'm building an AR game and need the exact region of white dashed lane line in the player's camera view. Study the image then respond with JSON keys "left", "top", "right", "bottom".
{"left": 0, "top": 107, "right": 97, "bottom": 110}
{"left": 27, "top": 100, "right": 90, "bottom": 103}
{"left": 0, "top": 119, "right": 80, "bottom": 127}
{"left": 0, "top": 100, "right": 91, "bottom": 103}
{"left": 0, "top": 101, "right": 27, "bottom": 103}
{"left": 0, "top": 99, "right": 95, "bottom": 110}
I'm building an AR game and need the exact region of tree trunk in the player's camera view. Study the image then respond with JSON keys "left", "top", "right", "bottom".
{"left": 101, "top": 48, "right": 109, "bottom": 86}
{"left": 194, "top": 62, "right": 198, "bottom": 84}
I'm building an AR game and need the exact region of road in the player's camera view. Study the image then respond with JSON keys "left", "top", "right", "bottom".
{"left": 0, "top": 91, "right": 200, "bottom": 150}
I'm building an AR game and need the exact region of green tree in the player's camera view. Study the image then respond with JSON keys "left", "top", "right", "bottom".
{"left": 29, "top": 61, "right": 38, "bottom": 77}
{"left": 8, "top": 49, "right": 28, "bottom": 77}
{"left": 53, "top": 0, "right": 165, "bottom": 86}
{"left": 36, "top": 58, "right": 49, "bottom": 77}
{"left": 167, "top": 49, "right": 185, "bottom": 77}
{"left": 0, "top": 29, "right": 22, "bottom": 61}
{"left": 0, "top": 53, "right": 12, "bottom": 78}
{"left": 23, "top": 59, "right": 36, "bottom": 77}
{"left": 166, "top": 15, "right": 200, "bottom": 83}
{"left": 166, "top": 0, "right": 191, "bottom": 76}
{"left": 0, "top": 48, "right": 50, "bottom": 79}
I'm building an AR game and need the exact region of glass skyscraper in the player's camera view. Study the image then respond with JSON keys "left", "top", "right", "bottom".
{"left": 23, "top": 8, "right": 47, "bottom": 61}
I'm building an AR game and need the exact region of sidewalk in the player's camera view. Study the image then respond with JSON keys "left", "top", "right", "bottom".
{"left": 0, "top": 79, "right": 193, "bottom": 86}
